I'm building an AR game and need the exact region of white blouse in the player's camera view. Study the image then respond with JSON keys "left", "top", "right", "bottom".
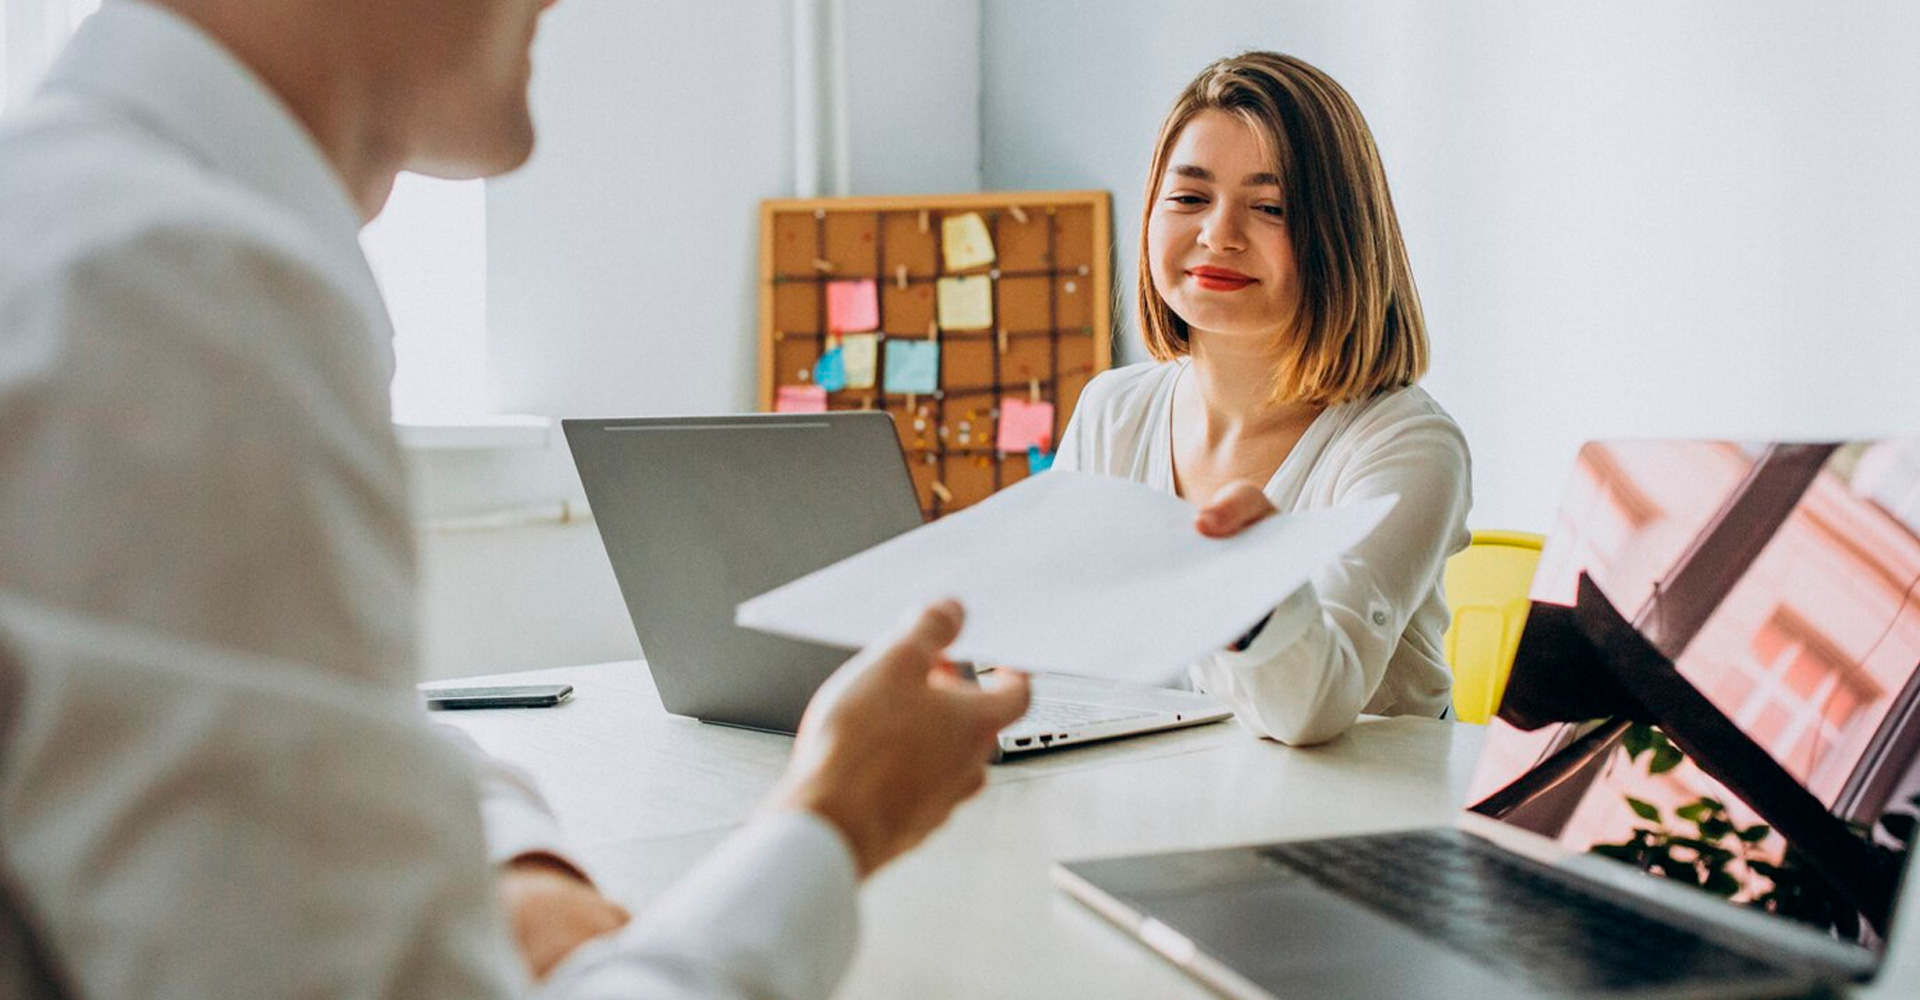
{"left": 1054, "top": 360, "right": 1472, "bottom": 744}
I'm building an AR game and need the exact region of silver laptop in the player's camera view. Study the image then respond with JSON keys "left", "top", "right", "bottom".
{"left": 563, "top": 412, "right": 1228, "bottom": 756}
{"left": 1057, "top": 440, "right": 1920, "bottom": 998}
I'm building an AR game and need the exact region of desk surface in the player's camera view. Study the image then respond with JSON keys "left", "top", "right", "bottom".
{"left": 433, "top": 660, "right": 1485, "bottom": 999}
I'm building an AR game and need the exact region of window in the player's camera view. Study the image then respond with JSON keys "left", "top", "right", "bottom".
{"left": 1734, "top": 612, "right": 1879, "bottom": 780}
{"left": 360, "top": 175, "right": 491, "bottom": 424}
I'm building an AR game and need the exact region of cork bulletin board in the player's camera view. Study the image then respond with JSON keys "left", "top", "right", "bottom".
{"left": 758, "top": 190, "right": 1112, "bottom": 518}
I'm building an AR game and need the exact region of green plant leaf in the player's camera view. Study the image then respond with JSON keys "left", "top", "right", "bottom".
{"left": 1700, "top": 818, "right": 1734, "bottom": 840}
{"left": 1676, "top": 802, "right": 1710, "bottom": 822}
{"left": 1623, "top": 724, "right": 1655, "bottom": 761}
{"left": 1626, "top": 797, "right": 1661, "bottom": 821}
{"left": 1592, "top": 843, "right": 1642, "bottom": 863}
{"left": 1738, "top": 824, "right": 1772, "bottom": 843}
{"left": 1704, "top": 870, "right": 1742, "bottom": 897}
{"left": 1650, "top": 744, "right": 1685, "bottom": 774}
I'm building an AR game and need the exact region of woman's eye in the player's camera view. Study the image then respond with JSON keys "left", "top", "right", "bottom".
{"left": 1255, "top": 204, "right": 1286, "bottom": 218}
{"left": 1164, "top": 194, "right": 1207, "bottom": 207}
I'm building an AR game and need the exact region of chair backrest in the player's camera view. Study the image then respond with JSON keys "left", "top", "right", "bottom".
{"left": 1442, "top": 529, "right": 1545, "bottom": 724}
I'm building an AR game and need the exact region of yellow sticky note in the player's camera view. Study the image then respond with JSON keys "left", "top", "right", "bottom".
{"left": 936, "top": 275, "right": 994, "bottom": 331}
{"left": 941, "top": 212, "right": 996, "bottom": 271}
{"left": 842, "top": 333, "right": 878, "bottom": 390}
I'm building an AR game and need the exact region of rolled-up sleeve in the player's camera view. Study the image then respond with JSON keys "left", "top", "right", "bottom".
{"left": 538, "top": 811, "right": 860, "bottom": 1000}
{"left": 1189, "top": 413, "right": 1471, "bottom": 745}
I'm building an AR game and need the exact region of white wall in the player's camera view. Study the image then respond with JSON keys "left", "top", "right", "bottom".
{"left": 415, "top": 0, "right": 1920, "bottom": 676}
{"left": 410, "top": 0, "right": 982, "bottom": 678}
{"left": 981, "top": 0, "right": 1920, "bottom": 531}
{"left": 844, "top": 0, "right": 982, "bottom": 194}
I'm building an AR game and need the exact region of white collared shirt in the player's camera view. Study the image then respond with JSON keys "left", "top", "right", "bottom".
{"left": 1055, "top": 360, "right": 1472, "bottom": 744}
{"left": 0, "top": 3, "right": 855, "bottom": 999}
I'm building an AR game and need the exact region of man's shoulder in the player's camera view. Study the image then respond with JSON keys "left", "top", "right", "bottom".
{"left": 0, "top": 100, "right": 323, "bottom": 298}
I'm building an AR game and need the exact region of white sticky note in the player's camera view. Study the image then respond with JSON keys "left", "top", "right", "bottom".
{"left": 842, "top": 333, "right": 878, "bottom": 390}
{"left": 936, "top": 275, "right": 993, "bottom": 331}
{"left": 941, "top": 211, "right": 996, "bottom": 270}
{"left": 737, "top": 472, "right": 1397, "bottom": 684}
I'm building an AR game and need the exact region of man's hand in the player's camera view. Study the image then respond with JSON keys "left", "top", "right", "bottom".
{"left": 1195, "top": 481, "right": 1278, "bottom": 538}
{"left": 498, "top": 854, "right": 631, "bottom": 980}
{"left": 770, "top": 600, "right": 1030, "bottom": 878}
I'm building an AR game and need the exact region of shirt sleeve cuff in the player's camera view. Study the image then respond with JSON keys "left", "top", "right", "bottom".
{"left": 483, "top": 792, "right": 587, "bottom": 879}
{"left": 1218, "top": 581, "right": 1320, "bottom": 666}
{"left": 541, "top": 810, "right": 860, "bottom": 1000}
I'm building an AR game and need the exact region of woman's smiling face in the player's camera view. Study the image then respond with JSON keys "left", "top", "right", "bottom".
{"left": 1146, "top": 109, "right": 1301, "bottom": 346}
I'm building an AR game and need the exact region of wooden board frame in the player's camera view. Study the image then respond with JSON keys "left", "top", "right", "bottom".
{"left": 758, "top": 190, "right": 1113, "bottom": 518}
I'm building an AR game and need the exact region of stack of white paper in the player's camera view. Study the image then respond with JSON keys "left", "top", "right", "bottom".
{"left": 736, "top": 471, "right": 1395, "bottom": 686}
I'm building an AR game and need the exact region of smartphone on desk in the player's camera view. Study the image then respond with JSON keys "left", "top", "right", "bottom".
{"left": 422, "top": 684, "right": 574, "bottom": 710}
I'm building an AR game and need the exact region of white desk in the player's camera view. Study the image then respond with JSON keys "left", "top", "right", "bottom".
{"left": 433, "top": 660, "right": 1485, "bottom": 999}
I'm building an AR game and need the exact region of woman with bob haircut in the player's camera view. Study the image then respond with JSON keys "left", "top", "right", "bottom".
{"left": 1054, "top": 51, "right": 1471, "bottom": 746}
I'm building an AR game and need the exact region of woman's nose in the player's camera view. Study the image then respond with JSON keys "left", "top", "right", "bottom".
{"left": 1198, "top": 205, "right": 1246, "bottom": 254}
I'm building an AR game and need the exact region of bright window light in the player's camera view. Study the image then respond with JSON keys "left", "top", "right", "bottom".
{"left": 360, "top": 174, "right": 491, "bottom": 424}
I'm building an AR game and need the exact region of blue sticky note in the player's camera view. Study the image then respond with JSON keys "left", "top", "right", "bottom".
{"left": 885, "top": 340, "right": 939, "bottom": 394}
{"left": 1028, "top": 446, "right": 1056, "bottom": 472}
{"left": 814, "top": 344, "right": 847, "bottom": 392}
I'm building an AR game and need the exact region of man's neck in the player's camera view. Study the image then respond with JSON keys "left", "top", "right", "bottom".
{"left": 150, "top": 0, "right": 406, "bottom": 222}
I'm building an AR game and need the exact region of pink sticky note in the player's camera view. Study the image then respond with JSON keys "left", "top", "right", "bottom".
{"left": 826, "top": 279, "right": 879, "bottom": 332}
{"left": 997, "top": 398, "right": 1055, "bottom": 454}
{"left": 776, "top": 385, "right": 828, "bottom": 413}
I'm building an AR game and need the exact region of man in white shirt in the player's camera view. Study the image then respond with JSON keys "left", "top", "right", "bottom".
{"left": 0, "top": 1, "right": 1030, "bottom": 998}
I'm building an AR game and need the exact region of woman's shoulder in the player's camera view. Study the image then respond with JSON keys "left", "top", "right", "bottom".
{"left": 1056, "top": 360, "right": 1182, "bottom": 477}
{"left": 1072, "top": 360, "right": 1180, "bottom": 429}
{"left": 1334, "top": 384, "right": 1470, "bottom": 462}
{"left": 1080, "top": 360, "right": 1180, "bottom": 408}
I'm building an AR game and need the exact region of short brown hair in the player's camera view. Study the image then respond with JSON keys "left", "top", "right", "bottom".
{"left": 1138, "top": 51, "right": 1427, "bottom": 406}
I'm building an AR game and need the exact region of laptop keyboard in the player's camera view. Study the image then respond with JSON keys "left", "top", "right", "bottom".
{"left": 1012, "top": 697, "right": 1153, "bottom": 732}
{"left": 1259, "top": 829, "right": 1783, "bottom": 992}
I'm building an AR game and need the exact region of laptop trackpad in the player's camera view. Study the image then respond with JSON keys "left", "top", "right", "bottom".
{"left": 1142, "top": 875, "right": 1501, "bottom": 1000}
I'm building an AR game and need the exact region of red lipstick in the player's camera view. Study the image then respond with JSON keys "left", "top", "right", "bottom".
{"left": 1187, "top": 266, "right": 1256, "bottom": 292}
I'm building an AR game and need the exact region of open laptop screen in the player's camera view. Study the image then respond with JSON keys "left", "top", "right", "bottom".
{"left": 1467, "top": 441, "right": 1920, "bottom": 952}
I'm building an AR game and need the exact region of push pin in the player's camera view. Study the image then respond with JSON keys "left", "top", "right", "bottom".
{"left": 1008, "top": 205, "right": 1029, "bottom": 224}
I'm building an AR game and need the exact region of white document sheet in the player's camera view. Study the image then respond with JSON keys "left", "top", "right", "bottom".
{"left": 736, "top": 471, "right": 1397, "bottom": 685}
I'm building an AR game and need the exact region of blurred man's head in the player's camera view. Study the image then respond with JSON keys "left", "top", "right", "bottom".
{"left": 154, "top": 0, "right": 561, "bottom": 215}
{"left": 387, "top": 0, "right": 561, "bottom": 179}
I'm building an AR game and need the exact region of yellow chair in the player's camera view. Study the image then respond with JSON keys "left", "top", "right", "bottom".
{"left": 1442, "top": 530, "right": 1545, "bottom": 724}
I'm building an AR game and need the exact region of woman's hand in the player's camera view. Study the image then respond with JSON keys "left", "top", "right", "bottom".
{"left": 1195, "top": 481, "right": 1278, "bottom": 538}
